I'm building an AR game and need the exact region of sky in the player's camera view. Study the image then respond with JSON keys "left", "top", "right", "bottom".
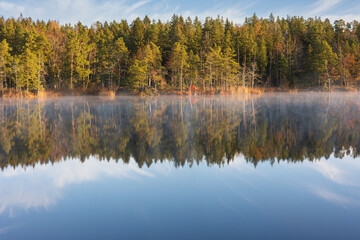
{"left": 0, "top": 0, "right": 359, "bottom": 25}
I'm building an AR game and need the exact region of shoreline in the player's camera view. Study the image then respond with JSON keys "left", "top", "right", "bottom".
{"left": 0, "top": 86, "right": 358, "bottom": 99}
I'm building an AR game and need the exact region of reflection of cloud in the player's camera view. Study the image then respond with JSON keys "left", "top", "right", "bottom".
{"left": 310, "top": 157, "right": 360, "bottom": 186}
{"left": 0, "top": 157, "right": 154, "bottom": 216}
{"left": 309, "top": 184, "right": 359, "bottom": 207}
{"left": 0, "top": 224, "right": 19, "bottom": 234}
{"left": 313, "top": 161, "right": 347, "bottom": 185}
{"left": 307, "top": 156, "right": 360, "bottom": 207}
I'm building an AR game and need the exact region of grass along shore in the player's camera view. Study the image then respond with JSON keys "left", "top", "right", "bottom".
{"left": 0, "top": 86, "right": 358, "bottom": 98}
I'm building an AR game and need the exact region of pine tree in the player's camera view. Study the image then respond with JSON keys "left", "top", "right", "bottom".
{"left": 66, "top": 24, "right": 94, "bottom": 89}
{"left": 47, "top": 21, "right": 66, "bottom": 89}
{"left": 222, "top": 47, "right": 240, "bottom": 90}
{"left": 19, "top": 47, "right": 40, "bottom": 92}
{"left": 167, "top": 42, "right": 188, "bottom": 94}
{"left": 129, "top": 42, "right": 162, "bottom": 91}
{"left": 0, "top": 39, "right": 11, "bottom": 93}
{"left": 66, "top": 31, "right": 78, "bottom": 89}
{"left": 129, "top": 18, "right": 145, "bottom": 53}
{"left": 308, "top": 40, "right": 338, "bottom": 87}
{"left": 128, "top": 60, "right": 147, "bottom": 91}
{"left": 75, "top": 24, "right": 94, "bottom": 89}
{"left": 187, "top": 50, "right": 200, "bottom": 88}
{"left": 111, "top": 37, "right": 129, "bottom": 87}
{"left": 34, "top": 33, "right": 51, "bottom": 91}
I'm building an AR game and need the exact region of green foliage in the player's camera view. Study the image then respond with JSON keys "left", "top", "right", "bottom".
{"left": 0, "top": 39, "right": 11, "bottom": 90}
{"left": 128, "top": 42, "right": 162, "bottom": 91}
{"left": 0, "top": 14, "right": 360, "bottom": 93}
{"left": 19, "top": 48, "right": 41, "bottom": 91}
{"left": 128, "top": 59, "right": 147, "bottom": 91}
{"left": 167, "top": 42, "right": 188, "bottom": 92}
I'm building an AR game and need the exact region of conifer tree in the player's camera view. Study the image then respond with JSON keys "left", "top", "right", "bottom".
{"left": 167, "top": 42, "right": 188, "bottom": 94}
{"left": 19, "top": 48, "right": 40, "bottom": 92}
{"left": 111, "top": 38, "right": 129, "bottom": 87}
{"left": 0, "top": 39, "right": 11, "bottom": 92}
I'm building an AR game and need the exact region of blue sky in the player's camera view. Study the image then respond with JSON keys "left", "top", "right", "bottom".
{"left": 0, "top": 0, "right": 359, "bottom": 25}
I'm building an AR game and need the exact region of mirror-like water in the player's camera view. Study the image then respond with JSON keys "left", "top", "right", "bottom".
{"left": 0, "top": 93, "right": 360, "bottom": 239}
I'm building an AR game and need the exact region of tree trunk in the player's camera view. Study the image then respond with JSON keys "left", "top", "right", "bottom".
{"left": 118, "top": 63, "right": 121, "bottom": 86}
{"left": 70, "top": 54, "right": 73, "bottom": 90}
{"left": 0, "top": 70, "right": 3, "bottom": 93}
{"left": 209, "top": 63, "right": 212, "bottom": 91}
{"left": 251, "top": 61, "right": 255, "bottom": 89}
{"left": 180, "top": 61, "right": 183, "bottom": 94}
{"left": 15, "top": 71, "right": 18, "bottom": 93}
{"left": 242, "top": 62, "right": 246, "bottom": 88}
{"left": 38, "top": 55, "right": 41, "bottom": 94}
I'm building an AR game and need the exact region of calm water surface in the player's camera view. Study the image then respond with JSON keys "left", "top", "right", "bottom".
{"left": 0, "top": 93, "right": 360, "bottom": 239}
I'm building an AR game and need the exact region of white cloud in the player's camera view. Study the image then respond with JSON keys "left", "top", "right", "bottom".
{"left": 0, "top": 0, "right": 153, "bottom": 25}
{"left": 321, "top": 14, "right": 360, "bottom": 23}
{"left": 125, "top": 0, "right": 152, "bottom": 14}
{"left": 265, "top": 0, "right": 360, "bottom": 23}
{"left": 0, "top": 1, "right": 24, "bottom": 12}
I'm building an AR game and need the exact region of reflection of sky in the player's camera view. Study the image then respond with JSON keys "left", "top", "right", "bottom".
{"left": 0, "top": 157, "right": 155, "bottom": 216}
{"left": 1, "top": 156, "right": 360, "bottom": 239}
{"left": 306, "top": 156, "right": 360, "bottom": 207}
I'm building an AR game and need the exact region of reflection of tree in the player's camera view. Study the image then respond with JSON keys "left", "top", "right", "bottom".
{"left": 1, "top": 95, "right": 360, "bottom": 170}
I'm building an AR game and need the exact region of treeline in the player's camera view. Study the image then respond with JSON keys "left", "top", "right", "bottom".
{"left": 1, "top": 14, "right": 360, "bottom": 94}
{"left": 1, "top": 95, "right": 360, "bottom": 169}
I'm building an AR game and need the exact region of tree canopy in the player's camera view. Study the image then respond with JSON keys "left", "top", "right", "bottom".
{"left": 1, "top": 14, "right": 360, "bottom": 94}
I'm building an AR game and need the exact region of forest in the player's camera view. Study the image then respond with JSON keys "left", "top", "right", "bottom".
{"left": 0, "top": 95, "right": 359, "bottom": 169}
{"left": 1, "top": 14, "right": 360, "bottom": 94}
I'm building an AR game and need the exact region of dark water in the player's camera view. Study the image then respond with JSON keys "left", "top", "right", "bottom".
{"left": 0, "top": 93, "right": 360, "bottom": 239}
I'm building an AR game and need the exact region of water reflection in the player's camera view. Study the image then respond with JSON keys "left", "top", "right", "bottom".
{"left": 0, "top": 158, "right": 154, "bottom": 216}
{"left": 1, "top": 93, "right": 360, "bottom": 169}
{"left": 1, "top": 94, "right": 360, "bottom": 239}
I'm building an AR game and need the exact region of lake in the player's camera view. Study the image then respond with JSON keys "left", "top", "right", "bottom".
{"left": 0, "top": 93, "right": 360, "bottom": 239}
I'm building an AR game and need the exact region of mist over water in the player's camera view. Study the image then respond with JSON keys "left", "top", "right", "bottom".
{"left": 1, "top": 93, "right": 360, "bottom": 239}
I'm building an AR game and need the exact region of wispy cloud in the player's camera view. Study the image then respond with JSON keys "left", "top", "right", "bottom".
{"left": 0, "top": 1, "right": 24, "bottom": 12}
{"left": 263, "top": 0, "right": 360, "bottom": 23}
{"left": 0, "top": 0, "right": 153, "bottom": 25}
{"left": 307, "top": 0, "right": 343, "bottom": 16}
{"left": 322, "top": 14, "right": 360, "bottom": 23}
{"left": 0, "top": 0, "right": 255, "bottom": 25}
{"left": 307, "top": 0, "right": 343, "bottom": 15}
{"left": 125, "top": 0, "right": 152, "bottom": 14}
